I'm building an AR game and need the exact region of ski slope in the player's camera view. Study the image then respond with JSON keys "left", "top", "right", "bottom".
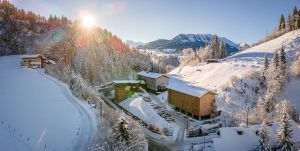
{"left": 0, "top": 56, "right": 97, "bottom": 151}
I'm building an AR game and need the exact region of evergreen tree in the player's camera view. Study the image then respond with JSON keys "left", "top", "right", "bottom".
{"left": 211, "top": 35, "right": 220, "bottom": 59}
{"left": 257, "top": 121, "right": 272, "bottom": 151}
{"left": 48, "top": 14, "right": 54, "bottom": 24}
{"left": 219, "top": 40, "right": 226, "bottom": 59}
{"left": 112, "top": 117, "right": 148, "bottom": 151}
{"left": 264, "top": 54, "right": 270, "bottom": 71}
{"left": 277, "top": 102, "right": 293, "bottom": 151}
{"left": 273, "top": 51, "right": 279, "bottom": 68}
{"left": 279, "top": 14, "right": 286, "bottom": 30}
{"left": 292, "top": 6, "right": 299, "bottom": 30}
{"left": 265, "top": 51, "right": 280, "bottom": 112}
{"left": 293, "top": 6, "right": 298, "bottom": 16}
{"left": 287, "top": 14, "right": 294, "bottom": 32}
{"left": 261, "top": 54, "right": 269, "bottom": 88}
{"left": 279, "top": 46, "right": 287, "bottom": 85}
{"left": 279, "top": 46, "right": 287, "bottom": 68}
{"left": 113, "top": 118, "right": 130, "bottom": 144}
{"left": 256, "top": 97, "right": 267, "bottom": 122}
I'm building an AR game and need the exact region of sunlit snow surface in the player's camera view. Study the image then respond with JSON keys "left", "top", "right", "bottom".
{"left": 0, "top": 56, "right": 96, "bottom": 151}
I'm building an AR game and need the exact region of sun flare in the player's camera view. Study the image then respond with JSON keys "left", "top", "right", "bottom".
{"left": 81, "top": 15, "right": 95, "bottom": 28}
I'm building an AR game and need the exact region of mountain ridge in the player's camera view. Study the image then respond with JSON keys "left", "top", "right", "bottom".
{"left": 139, "top": 33, "right": 240, "bottom": 54}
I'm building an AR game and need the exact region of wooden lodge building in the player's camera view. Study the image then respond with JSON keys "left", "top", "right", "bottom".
{"left": 137, "top": 71, "right": 169, "bottom": 92}
{"left": 113, "top": 80, "right": 145, "bottom": 103}
{"left": 20, "top": 54, "right": 47, "bottom": 68}
{"left": 167, "top": 82, "right": 217, "bottom": 120}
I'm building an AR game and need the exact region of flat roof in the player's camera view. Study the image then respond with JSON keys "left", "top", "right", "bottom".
{"left": 167, "top": 81, "right": 215, "bottom": 97}
{"left": 21, "top": 54, "right": 46, "bottom": 59}
{"left": 112, "top": 80, "right": 145, "bottom": 84}
{"left": 137, "top": 71, "right": 168, "bottom": 79}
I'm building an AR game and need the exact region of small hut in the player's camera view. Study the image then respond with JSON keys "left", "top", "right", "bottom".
{"left": 20, "top": 54, "right": 47, "bottom": 68}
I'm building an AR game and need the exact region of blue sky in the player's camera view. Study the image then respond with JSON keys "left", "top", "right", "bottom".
{"left": 13, "top": 0, "right": 300, "bottom": 44}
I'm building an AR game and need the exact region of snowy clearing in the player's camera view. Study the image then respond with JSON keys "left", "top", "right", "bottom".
{"left": 0, "top": 55, "right": 97, "bottom": 151}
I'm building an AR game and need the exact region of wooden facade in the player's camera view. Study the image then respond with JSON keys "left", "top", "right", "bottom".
{"left": 168, "top": 89, "right": 216, "bottom": 120}
{"left": 137, "top": 71, "right": 169, "bottom": 92}
{"left": 113, "top": 80, "right": 144, "bottom": 103}
{"left": 20, "top": 54, "right": 47, "bottom": 68}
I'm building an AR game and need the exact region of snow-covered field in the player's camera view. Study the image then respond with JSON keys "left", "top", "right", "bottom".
{"left": 0, "top": 56, "right": 97, "bottom": 151}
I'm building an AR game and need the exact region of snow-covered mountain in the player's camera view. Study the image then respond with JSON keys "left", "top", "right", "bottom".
{"left": 140, "top": 34, "right": 240, "bottom": 54}
{"left": 126, "top": 40, "right": 145, "bottom": 48}
{"left": 238, "top": 42, "right": 250, "bottom": 50}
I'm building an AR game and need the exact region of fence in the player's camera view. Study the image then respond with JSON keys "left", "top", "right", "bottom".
{"left": 1, "top": 120, "right": 75, "bottom": 151}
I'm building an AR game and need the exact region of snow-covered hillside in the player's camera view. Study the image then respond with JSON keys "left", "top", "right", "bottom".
{"left": 169, "top": 30, "right": 300, "bottom": 116}
{"left": 0, "top": 56, "right": 97, "bottom": 151}
{"left": 170, "top": 30, "right": 300, "bottom": 90}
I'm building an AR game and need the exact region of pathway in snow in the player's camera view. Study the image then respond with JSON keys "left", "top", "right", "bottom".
{"left": 0, "top": 56, "right": 96, "bottom": 151}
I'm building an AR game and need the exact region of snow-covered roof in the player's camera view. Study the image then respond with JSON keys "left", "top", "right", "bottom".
{"left": 112, "top": 80, "right": 145, "bottom": 84}
{"left": 21, "top": 54, "right": 46, "bottom": 59}
{"left": 137, "top": 71, "right": 168, "bottom": 79}
{"left": 47, "top": 60, "right": 56, "bottom": 65}
{"left": 167, "top": 80, "right": 215, "bottom": 97}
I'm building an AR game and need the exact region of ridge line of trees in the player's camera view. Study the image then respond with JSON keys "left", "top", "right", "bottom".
{"left": 253, "top": 6, "right": 300, "bottom": 47}
{"left": 180, "top": 35, "right": 226, "bottom": 66}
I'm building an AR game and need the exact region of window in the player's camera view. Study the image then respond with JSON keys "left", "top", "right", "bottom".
{"left": 193, "top": 115, "right": 199, "bottom": 120}
{"left": 181, "top": 109, "right": 186, "bottom": 114}
{"left": 236, "top": 129, "right": 243, "bottom": 135}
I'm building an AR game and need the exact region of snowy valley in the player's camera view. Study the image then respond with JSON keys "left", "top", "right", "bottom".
{"left": 2, "top": 1, "right": 300, "bottom": 151}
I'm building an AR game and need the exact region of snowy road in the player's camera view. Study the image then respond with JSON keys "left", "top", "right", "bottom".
{"left": 40, "top": 72, "right": 97, "bottom": 151}
{"left": 0, "top": 56, "right": 96, "bottom": 151}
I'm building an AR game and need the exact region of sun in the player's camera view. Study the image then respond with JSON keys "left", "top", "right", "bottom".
{"left": 81, "top": 15, "right": 95, "bottom": 28}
